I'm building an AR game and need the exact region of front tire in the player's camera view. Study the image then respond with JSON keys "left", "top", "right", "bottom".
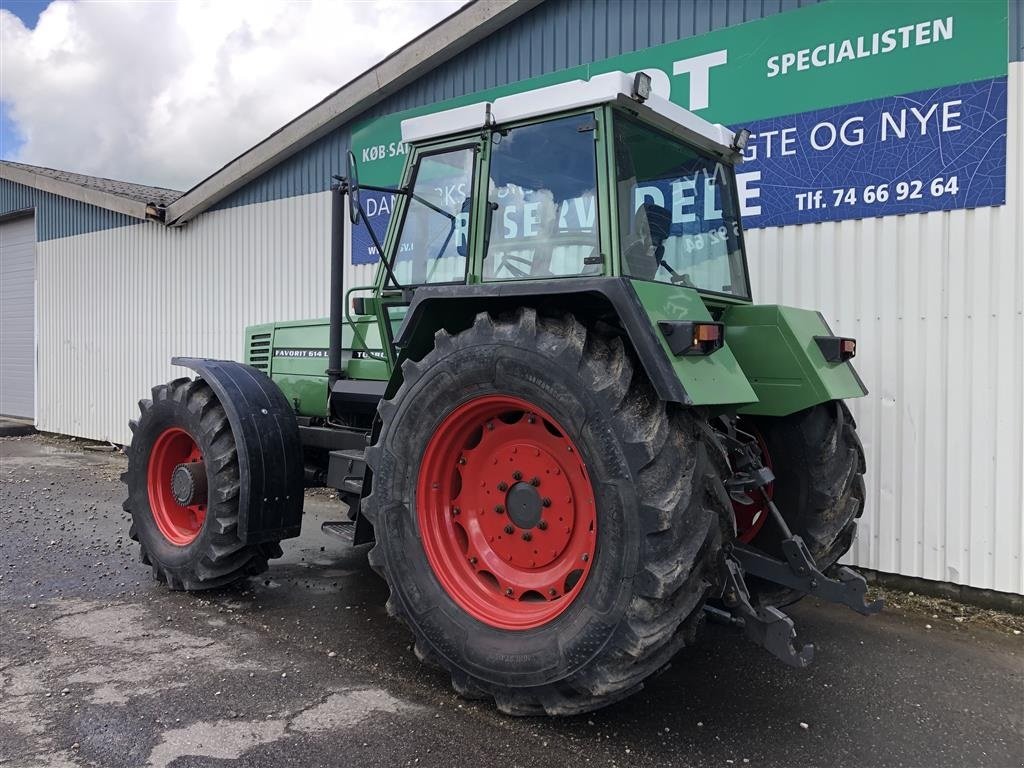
{"left": 123, "top": 377, "right": 281, "bottom": 590}
{"left": 363, "top": 309, "right": 730, "bottom": 715}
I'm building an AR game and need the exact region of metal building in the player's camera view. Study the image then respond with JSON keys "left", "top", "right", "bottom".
{"left": 1, "top": 0, "right": 1021, "bottom": 596}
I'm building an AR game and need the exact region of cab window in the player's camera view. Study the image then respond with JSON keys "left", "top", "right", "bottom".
{"left": 484, "top": 115, "right": 601, "bottom": 281}
{"left": 614, "top": 114, "right": 749, "bottom": 298}
{"left": 391, "top": 146, "right": 475, "bottom": 286}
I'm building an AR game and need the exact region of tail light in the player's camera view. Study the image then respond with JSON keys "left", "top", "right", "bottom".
{"left": 815, "top": 335, "right": 857, "bottom": 362}
{"left": 658, "top": 321, "right": 725, "bottom": 356}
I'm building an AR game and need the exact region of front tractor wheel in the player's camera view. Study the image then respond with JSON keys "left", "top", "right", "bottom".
{"left": 123, "top": 378, "right": 281, "bottom": 590}
{"left": 363, "top": 309, "right": 731, "bottom": 715}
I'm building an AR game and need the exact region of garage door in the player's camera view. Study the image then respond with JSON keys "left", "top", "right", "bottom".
{"left": 0, "top": 214, "right": 36, "bottom": 419}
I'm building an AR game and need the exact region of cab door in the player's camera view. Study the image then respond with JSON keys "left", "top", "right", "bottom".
{"left": 372, "top": 138, "right": 485, "bottom": 367}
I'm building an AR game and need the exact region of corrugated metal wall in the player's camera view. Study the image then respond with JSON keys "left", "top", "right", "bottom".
{"left": 35, "top": 191, "right": 332, "bottom": 444}
{"left": 746, "top": 63, "right": 1023, "bottom": 595}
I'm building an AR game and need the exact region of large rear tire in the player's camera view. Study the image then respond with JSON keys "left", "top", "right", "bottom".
{"left": 363, "top": 309, "right": 731, "bottom": 715}
{"left": 744, "top": 400, "right": 867, "bottom": 607}
{"left": 123, "top": 377, "right": 281, "bottom": 590}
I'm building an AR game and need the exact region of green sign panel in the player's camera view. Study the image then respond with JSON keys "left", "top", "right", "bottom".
{"left": 348, "top": 0, "right": 1007, "bottom": 260}
{"left": 352, "top": 0, "right": 1006, "bottom": 185}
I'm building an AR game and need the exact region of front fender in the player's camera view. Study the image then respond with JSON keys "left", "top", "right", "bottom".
{"left": 394, "top": 277, "right": 758, "bottom": 409}
{"left": 172, "top": 357, "right": 304, "bottom": 543}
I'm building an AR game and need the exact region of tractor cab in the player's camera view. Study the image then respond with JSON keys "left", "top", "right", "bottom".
{"left": 350, "top": 71, "right": 752, "bottom": 369}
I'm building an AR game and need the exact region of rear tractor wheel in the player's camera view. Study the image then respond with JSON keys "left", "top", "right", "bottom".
{"left": 122, "top": 378, "right": 281, "bottom": 590}
{"left": 741, "top": 400, "right": 867, "bottom": 607}
{"left": 363, "top": 308, "right": 731, "bottom": 715}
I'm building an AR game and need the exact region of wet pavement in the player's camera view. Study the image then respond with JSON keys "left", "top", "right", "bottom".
{"left": 1, "top": 434, "right": 1021, "bottom": 768}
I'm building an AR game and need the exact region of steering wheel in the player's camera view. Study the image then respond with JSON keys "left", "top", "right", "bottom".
{"left": 490, "top": 235, "right": 599, "bottom": 279}
{"left": 622, "top": 239, "right": 659, "bottom": 280}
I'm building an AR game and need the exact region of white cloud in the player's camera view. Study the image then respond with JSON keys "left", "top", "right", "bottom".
{"left": 0, "top": 0, "right": 465, "bottom": 190}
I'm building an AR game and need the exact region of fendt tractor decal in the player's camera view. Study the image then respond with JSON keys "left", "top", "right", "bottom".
{"left": 273, "top": 348, "right": 329, "bottom": 358}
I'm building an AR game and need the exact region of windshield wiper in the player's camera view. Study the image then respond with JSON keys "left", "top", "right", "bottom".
{"left": 362, "top": 184, "right": 459, "bottom": 288}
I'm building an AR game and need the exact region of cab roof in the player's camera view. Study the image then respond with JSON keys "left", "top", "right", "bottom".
{"left": 400, "top": 71, "right": 739, "bottom": 160}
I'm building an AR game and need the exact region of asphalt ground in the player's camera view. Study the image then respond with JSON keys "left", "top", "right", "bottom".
{"left": 1, "top": 434, "right": 1021, "bottom": 768}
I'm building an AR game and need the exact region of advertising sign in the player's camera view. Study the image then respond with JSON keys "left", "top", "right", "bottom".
{"left": 350, "top": 0, "right": 1008, "bottom": 264}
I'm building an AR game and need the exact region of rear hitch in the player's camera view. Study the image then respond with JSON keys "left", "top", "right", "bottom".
{"left": 733, "top": 539, "right": 883, "bottom": 616}
{"left": 708, "top": 419, "right": 883, "bottom": 665}
{"left": 711, "top": 553, "right": 815, "bottom": 668}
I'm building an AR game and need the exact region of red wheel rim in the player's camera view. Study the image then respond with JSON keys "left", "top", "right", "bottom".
{"left": 147, "top": 427, "right": 206, "bottom": 546}
{"left": 731, "top": 428, "right": 773, "bottom": 544}
{"left": 417, "top": 395, "right": 597, "bottom": 630}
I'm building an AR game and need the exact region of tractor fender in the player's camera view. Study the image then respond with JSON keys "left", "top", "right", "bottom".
{"left": 722, "top": 305, "right": 869, "bottom": 417}
{"left": 393, "top": 276, "right": 757, "bottom": 408}
{"left": 172, "top": 357, "right": 304, "bottom": 543}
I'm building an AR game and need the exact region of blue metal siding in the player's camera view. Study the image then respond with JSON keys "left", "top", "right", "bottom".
{"left": 213, "top": 124, "right": 351, "bottom": 211}
{"left": 213, "top": 0, "right": 824, "bottom": 211}
{"left": 0, "top": 178, "right": 139, "bottom": 241}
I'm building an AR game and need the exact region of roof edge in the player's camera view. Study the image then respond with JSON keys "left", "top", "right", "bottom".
{"left": 0, "top": 162, "right": 152, "bottom": 221}
{"left": 165, "top": 0, "right": 542, "bottom": 226}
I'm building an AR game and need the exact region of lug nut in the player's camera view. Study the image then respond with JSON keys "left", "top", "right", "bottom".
{"left": 451, "top": 507, "right": 460, "bottom": 516}
{"left": 504, "top": 525, "right": 514, "bottom": 535}
{"left": 457, "top": 456, "right": 466, "bottom": 465}
{"left": 505, "top": 588, "right": 514, "bottom": 597}
{"left": 542, "top": 497, "right": 551, "bottom": 507}
{"left": 527, "top": 414, "right": 536, "bottom": 424}
{"left": 497, "top": 481, "right": 508, "bottom": 492}
{"left": 469, "top": 556, "right": 477, "bottom": 565}
{"left": 581, "top": 553, "right": 589, "bottom": 562}
{"left": 495, "top": 504, "right": 505, "bottom": 514}
{"left": 538, "top": 519, "right": 548, "bottom": 530}
{"left": 512, "top": 470, "right": 522, "bottom": 481}
{"left": 530, "top": 476, "right": 541, "bottom": 487}
{"left": 521, "top": 532, "right": 532, "bottom": 542}
{"left": 548, "top": 588, "right": 557, "bottom": 596}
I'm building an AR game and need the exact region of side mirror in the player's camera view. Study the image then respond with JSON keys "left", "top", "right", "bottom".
{"left": 346, "top": 150, "right": 360, "bottom": 225}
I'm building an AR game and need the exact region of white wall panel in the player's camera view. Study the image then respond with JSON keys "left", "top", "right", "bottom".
{"left": 36, "top": 191, "right": 334, "bottom": 446}
{"left": 746, "top": 64, "right": 1024, "bottom": 595}
{"left": 0, "top": 214, "right": 36, "bottom": 419}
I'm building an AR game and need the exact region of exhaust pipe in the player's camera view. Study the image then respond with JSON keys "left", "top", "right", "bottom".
{"left": 327, "top": 182, "right": 345, "bottom": 392}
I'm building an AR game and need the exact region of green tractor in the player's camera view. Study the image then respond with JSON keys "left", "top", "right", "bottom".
{"left": 123, "top": 71, "right": 880, "bottom": 715}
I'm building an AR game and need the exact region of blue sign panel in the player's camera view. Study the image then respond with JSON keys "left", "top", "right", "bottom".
{"left": 738, "top": 76, "right": 1007, "bottom": 228}
{"left": 353, "top": 76, "right": 1007, "bottom": 262}
{"left": 352, "top": 190, "right": 396, "bottom": 265}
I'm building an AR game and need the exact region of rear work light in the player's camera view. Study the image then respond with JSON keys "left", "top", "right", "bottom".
{"left": 658, "top": 321, "right": 725, "bottom": 356}
{"left": 814, "top": 335, "right": 857, "bottom": 362}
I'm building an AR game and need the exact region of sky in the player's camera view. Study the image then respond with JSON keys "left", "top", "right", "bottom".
{"left": 0, "top": 0, "right": 464, "bottom": 191}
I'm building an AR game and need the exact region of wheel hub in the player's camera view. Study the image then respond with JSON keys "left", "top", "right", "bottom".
{"left": 170, "top": 461, "right": 207, "bottom": 506}
{"left": 416, "top": 395, "right": 597, "bottom": 630}
{"left": 147, "top": 427, "right": 207, "bottom": 546}
{"left": 505, "top": 481, "right": 541, "bottom": 529}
